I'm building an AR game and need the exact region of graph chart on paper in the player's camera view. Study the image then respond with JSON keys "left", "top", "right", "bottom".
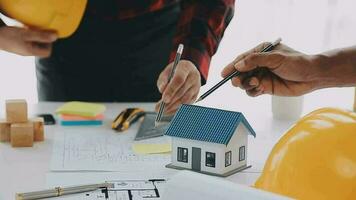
{"left": 50, "top": 128, "right": 170, "bottom": 172}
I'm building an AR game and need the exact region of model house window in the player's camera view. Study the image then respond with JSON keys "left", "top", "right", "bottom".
{"left": 177, "top": 147, "right": 188, "bottom": 163}
{"left": 225, "top": 151, "right": 232, "bottom": 167}
{"left": 239, "top": 146, "right": 245, "bottom": 161}
{"left": 205, "top": 152, "right": 216, "bottom": 167}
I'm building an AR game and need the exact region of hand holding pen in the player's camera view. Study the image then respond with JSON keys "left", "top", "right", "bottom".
{"left": 196, "top": 38, "right": 282, "bottom": 102}
{"left": 221, "top": 38, "right": 324, "bottom": 97}
{"left": 155, "top": 44, "right": 201, "bottom": 120}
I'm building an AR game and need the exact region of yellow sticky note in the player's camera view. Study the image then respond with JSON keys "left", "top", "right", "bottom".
{"left": 132, "top": 143, "right": 172, "bottom": 154}
{"left": 56, "top": 101, "right": 106, "bottom": 117}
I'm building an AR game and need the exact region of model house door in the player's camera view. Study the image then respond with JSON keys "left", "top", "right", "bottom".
{"left": 192, "top": 147, "right": 201, "bottom": 171}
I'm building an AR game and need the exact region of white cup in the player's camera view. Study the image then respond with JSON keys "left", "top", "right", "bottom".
{"left": 272, "top": 96, "right": 304, "bottom": 120}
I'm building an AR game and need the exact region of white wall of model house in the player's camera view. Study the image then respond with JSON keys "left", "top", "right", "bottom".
{"left": 224, "top": 124, "right": 248, "bottom": 174}
{"left": 171, "top": 123, "right": 249, "bottom": 175}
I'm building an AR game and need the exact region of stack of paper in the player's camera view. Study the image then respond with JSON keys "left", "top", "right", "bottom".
{"left": 56, "top": 101, "right": 106, "bottom": 126}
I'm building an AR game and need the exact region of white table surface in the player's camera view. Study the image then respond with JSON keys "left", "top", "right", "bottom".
{"left": 0, "top": 98, "right": 350, "bottom": 200}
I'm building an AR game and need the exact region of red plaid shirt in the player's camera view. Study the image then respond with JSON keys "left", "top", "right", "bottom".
{"left": 89, "top": 0, "right": 235, "bottom": 82}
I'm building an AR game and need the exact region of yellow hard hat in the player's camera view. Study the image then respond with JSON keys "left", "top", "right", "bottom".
{"left": 0, "top": 0, "right": 87, "bottom": 38}
{"left": 255, "top": 108, "right": 356, "bottom": 200}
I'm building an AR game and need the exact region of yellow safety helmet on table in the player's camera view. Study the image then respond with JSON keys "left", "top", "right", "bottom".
{"left": 255, "top": 108, "right": 356, "bottom": 199}
{"left": 0, "top": 0, "right": 87, "bottom": 38}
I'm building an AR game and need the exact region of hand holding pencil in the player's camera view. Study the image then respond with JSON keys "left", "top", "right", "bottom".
{"left": 155, "top": 45, "right": 201, "bottom": 118}
{"left": 196, "top": 38, "right": 282, "bottom": 102}
{"left": 221, "top": 39, "right": 324, "bottom": 97}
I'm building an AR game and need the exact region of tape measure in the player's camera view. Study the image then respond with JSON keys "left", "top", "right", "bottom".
{"left": 112, "top": 108, "right": 145, "bottom": 132}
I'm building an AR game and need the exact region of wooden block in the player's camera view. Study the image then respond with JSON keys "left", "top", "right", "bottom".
{"left": 31, "top": 117, "right": 44, "bottom": 141}
{"left": 6, "top": 99, "right": 28, "bottom": 123}
{"left": 10, "top": 123, "right": 34, "bottom": 147}
{"left": 0, "top": 119, "right": 11, "bottom": 142}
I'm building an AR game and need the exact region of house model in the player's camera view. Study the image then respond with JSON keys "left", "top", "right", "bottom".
{"left": 165, "top": 104, "right": 256, "bottom": 177}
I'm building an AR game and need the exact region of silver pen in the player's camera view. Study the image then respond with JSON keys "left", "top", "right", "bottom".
{"left": 16, "top": 182, "right": 114, "bottom": 200}
{"left": 155, "top": 44, "right": 184, "bottom": 127}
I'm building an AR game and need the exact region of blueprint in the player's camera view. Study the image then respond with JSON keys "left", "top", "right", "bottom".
{"left": 53, "top": 179, "right": 167, "bottom": 200}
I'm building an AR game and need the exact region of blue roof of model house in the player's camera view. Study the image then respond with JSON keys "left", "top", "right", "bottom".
{"left": 165, "top": 104, "right": 256, "bottom": 145}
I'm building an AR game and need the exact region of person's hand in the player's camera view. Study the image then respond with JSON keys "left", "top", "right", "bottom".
{"left": 0, "top": 26, "right": 57, "bottom": 57}
{"left": 156, "top": 60, "right": 201, "bottom": 115}
{"left": 221, "top": 43, "right": 321, "bottom": 97}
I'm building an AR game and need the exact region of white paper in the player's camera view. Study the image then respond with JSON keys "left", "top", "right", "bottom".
{"left": 51, "top": 179, "right": 167, "bottom": 200}
{"left": 161, "top": 171, "right": 291, "bottom": 200}
{"left": 46, "top": 171, "right": 176, "bottom": 200}
{"left": 50, "top": 127, "right": 170, "bottom": 171}
{"left": 46, "top": 171, "right": 176, "bottom": 187}
{"left": 45, "top": 170, "right": 265, "bottom": 200}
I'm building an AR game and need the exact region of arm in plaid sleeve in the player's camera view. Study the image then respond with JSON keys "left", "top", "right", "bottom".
{"left": 169, "top": 0, "right": 235, "bottom": 84}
